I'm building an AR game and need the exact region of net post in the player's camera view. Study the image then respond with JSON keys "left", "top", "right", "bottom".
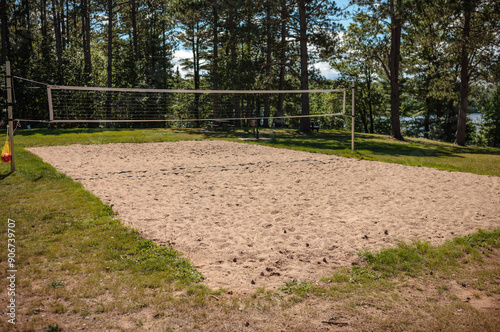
{"left": 351, "top": 81, "right": 355, "bottom": 152}
{"left": 47, "top": 86, "right": 54, "bottom": 121}
{"left": 342, "top": 89, "right": 346, "bottom": 115}
{"left": 5, "top": 61, "right": 15, "bottom": 172}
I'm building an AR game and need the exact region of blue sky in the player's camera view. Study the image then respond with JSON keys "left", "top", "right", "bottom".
{"left": 312, "top": 0, "right": 354, "bottom": 79}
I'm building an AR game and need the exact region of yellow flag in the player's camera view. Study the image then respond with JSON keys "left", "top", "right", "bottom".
{"left": 1, "top": 141, "right": 11, "bottom": 163}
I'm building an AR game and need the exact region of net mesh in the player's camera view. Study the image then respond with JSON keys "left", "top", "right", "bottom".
{"left": 10, "top": 77, "right": 351, "bottom": 129}
{"left": 48, "top": 86, "right": 347, "bottom": 128}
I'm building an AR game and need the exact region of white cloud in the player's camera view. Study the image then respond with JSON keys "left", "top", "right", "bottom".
{"left": 174, "top": 49, "right": 338, "bottom": 80}
{"left": 173, "top": 49, "right": 192, "bottom": 62}
{"left": 308, "top": 32, "right": 342, "bottom": 80}
{"left": 313, "top": 61, "right": 339, "bottom": 79}
{"left": 172, "top": 49, "right": 192, "bottom": 77}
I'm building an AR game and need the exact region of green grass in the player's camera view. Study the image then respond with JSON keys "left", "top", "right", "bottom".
{"left": 9, "top": 127, "right": 500, "bottom": 176}
{"left": 358, "top": 229, "right": 500, "bottom": 279}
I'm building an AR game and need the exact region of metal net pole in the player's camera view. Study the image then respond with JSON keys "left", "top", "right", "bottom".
{"left": 351, "top": 81, "right": 355, "bottom": 152}
{"left": 6, "top": 61, "right": 15, "bottom": 171}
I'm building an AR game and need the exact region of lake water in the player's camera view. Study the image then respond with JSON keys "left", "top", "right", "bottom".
{"left": 401, "top": 113, "right": 483, "bottom": 123}
{"left": 398, "top": 113, "right": 485, "bottom": 139}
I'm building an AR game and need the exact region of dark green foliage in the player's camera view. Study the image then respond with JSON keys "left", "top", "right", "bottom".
{"left": 481, "top": 86, "right": 500, "bottom": 147}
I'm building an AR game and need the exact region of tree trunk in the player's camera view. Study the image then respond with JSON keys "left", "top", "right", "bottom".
{"left": 106, "top": 0, "right": 113, "bottom": 124}
{"left": 41, "top": 0, "right": 47, "bottom": 38}
{"left": 41, "top": 0, "right": 50, "bottom": 68}
{"left": 358, "top": 97, "right": 368, "bottom": 133}
{"left": 20, "top": 0, "right": 33, "bottom": 71}
{"left": 132, "top": 0, "right": 138, "bottom": 61}
{"left": 389, "top": 0, "right": 403, "bottom": 140}
{"left": 82, "top": 0, "right": 92, "bottom": 82}
{"left": 424, "top": 97, "right": 431, "bottom": 139}
{"left": 443, "top": 99, "right": 456, "bottom": 141}
{"left": 229, "top": 9, "right": 241, "bottom": 127}
{"left": 454, "top": 9, "right": 471, "bottom": 146}
{"left": 263, "top": 1, "right": 272, "bottom": 128}
{"left": 193, "top": 22, "right": 201, "bottom": 126}
{"left": 367, "top": 74, "right": 374, "bottom": 133}
{"left": 61, "top": 0, "right": 66, "bottom": 50}
{"left": 73, "top": 0, "right": 77, "bottom": 40}
{"left": 161, "top": 4, "right": 167, "bottom": 88}
{"left": 298, "top": 0, "right": 310, "bottom": 132}
{"left": 24, "top": 0, "right": 32, "bottom": 37}
{"left": 52, "top": 0, "right": 63, "bottom": 84}
{"left": 277, "top": 0, "right": 287, "bottom": 120}
{"left": 107, "top": 0, "right": 113, "bottom": 88}
{"left": 212, "top": 3, "right": 219, "bottom": 118}
{"left": 1, "top": 0, "right": 8, "bottom": 63}
{"left": 131, "top": 0, "right": 138, "bottom": 83}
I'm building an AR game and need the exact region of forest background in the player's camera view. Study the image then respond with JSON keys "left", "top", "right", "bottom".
{"left": 1, "top": 0, "right": 499, "bottom": 146}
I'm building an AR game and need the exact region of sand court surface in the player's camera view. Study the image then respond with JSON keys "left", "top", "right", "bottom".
{"left": 28, "top": 141, "right": 500, "bottom": 291}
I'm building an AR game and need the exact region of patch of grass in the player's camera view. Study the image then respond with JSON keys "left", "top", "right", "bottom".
{"left": 436, "top": 285, "right": 449, "bottom": 294}
{"left": 282, "top": 230, "right": 499, "bottom": 304}
{"left": 454, "top": 229, "right": 500, "bottom": 248}
{"left": 80, "top": 309, "right": 91, "bottom": 317}
{"left": 95, "top": 303, "right": 106, "bottom": 314}
{"left": 361, "top": 241, "right": 438, "bottom": 277}
{"left": 129, "top": 240, "right": 204, "bottom": 282}
{"left": 347, "top": 266, "right": 383, "bottom": 282}
{"left": 49, "top": 281, "right": 65, "bottom": 288}
{"left": 358, "top": 231, "right": 499, "bottom": 278}
{"left": 10, "top": 128, "right": 210, "bottom": 147}
{"left": 51, "top": 302, "right": 66, "bottom": 314}
{"left": 279, "top": 281, "right": 314, "bottom": 295}
{"left": 46, "top": 323, "right": 62, "bottom": 332}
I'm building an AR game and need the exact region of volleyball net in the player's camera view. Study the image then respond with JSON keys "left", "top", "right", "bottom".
{"left": 45, "top": 85, "right": 349, "bottom": 127}
{"left": 10, "top": 75, "right": 353, "bottom": 128}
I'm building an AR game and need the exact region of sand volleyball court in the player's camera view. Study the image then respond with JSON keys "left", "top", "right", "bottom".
{"left": 28, "top": 141, "right": 500, "bottom": 291}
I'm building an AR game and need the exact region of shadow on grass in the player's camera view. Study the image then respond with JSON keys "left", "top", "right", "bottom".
{"left": 11, "top": 127, "right": 500, "bottom": 160}
{"left": 358, "top": 133, "right": 500, "bottom": 156}
{"left": 12, "top": 127, "right": 152, "bottom": 137}
{"left": 262, "top": 131, "right": 500, "bottom": 159}
{"left": 200, "top": 130, "right": 253, "bottom": 140}
{"left": 245, "top": 130, "right": 457, "bottom": 158}
{"left": 0, "top": 171, "right": 14, "bottom": 181}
